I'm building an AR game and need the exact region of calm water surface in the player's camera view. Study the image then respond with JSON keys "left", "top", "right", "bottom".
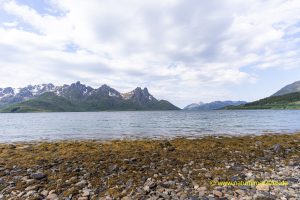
{"left": 0, "top": 110, "right": 299, "bottom": 142}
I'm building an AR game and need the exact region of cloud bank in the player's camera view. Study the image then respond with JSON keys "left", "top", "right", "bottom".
{"left": 0, "top": 0, "right": 300, "bottom": 107}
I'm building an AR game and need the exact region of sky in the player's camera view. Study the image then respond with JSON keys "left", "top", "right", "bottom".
{"left": 0, "top": 0, "right": 300, "bottom": 108}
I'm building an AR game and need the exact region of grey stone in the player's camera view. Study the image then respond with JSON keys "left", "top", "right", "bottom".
{"left": 75, "top": 180, "right": 87, "bottom": 187}
{"left": 31, "top": 172, "right": 47, "bottom": 180}
{"left": 46, "top": 193, "right": 58, "bottom": 200}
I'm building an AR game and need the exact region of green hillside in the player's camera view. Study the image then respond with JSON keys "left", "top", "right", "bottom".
{"left": 0, "top": 92, "right": 180, "bottom": 113}
{"left": 0, "top": 93, "right": 81, "bottom": 113}
{"left": 225, "top": 92, "right": 300, "bottom": 110}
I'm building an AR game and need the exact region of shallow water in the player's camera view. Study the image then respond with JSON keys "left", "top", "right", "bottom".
{"left": 0, "top": 110, "right": 299, "bottom": 142}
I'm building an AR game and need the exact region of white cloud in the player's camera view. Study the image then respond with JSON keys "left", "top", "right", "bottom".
{"left": 0, "top": 0, "right": 300, "bottom": 107}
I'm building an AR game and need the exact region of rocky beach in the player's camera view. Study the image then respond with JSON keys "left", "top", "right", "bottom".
{"left": 0, "top": 133, "right": 299, "bottom": 200}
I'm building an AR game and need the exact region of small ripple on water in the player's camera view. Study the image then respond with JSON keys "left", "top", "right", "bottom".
{"left": 0, "top": 110, "right": 299, "bottom": 142}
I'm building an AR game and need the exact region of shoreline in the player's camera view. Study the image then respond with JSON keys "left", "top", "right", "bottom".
{"left": 2, "top": 131, "right": 300, "bottom": 145}
{"left": 0, "top": 134, "right": 299, "bottom": 199}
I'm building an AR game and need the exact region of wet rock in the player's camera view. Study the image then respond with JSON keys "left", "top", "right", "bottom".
{"left": 273, "top": 144, "right": 283, "bottom": 153}
{"left": 231, "top": 175, "right": 242, "bottom": 182}
{"left": 167, "top": 146, "right": 176, "bottom": 151}
{"left": 108, "top": 164, "right": 119, "bottom": 173}
{"left": 144, "top": 179, "right": 157, "bottom": 189}
{"left": 0, "top": 178, "right": 5, "bottom": 184}
{"left": 287, "top": 178, "right": 298, "bottom": 183}
{"left": 162, "top": 180, "right": 176, "bottom": 188}
{"left": 95, "top": 186, "right": 107, "bottom": 194}
{"left": 31, "top": 172, "right": 47, "bottom": 180}
{"left": 182, "top": 167, "right": 188, "bottom": 173}
{"left": 160, "top": 141, "right": 176, "bottom": 151}
{"left": 125, "top": 179, "right": 133, "bottom": 189}
{"left": 230, "top": 165, "right": 244, "bottom": 171}
{"left": 254, "top": 192, "right": 275, "bottom": 200}
{"left": 10, "top": 170, "right": 18, "bottom": 176}
{"left": 189, "top": 196, "right": 200, "bottom": 200}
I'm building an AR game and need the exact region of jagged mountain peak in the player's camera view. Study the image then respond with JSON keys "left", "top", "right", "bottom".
{"left": 121, "top": 87, "right": 149, "bottom": 100}
{"left": 99, "top": 84, "right": 115, "bottom": 92}
{"left": 100, "top": 84, "right": 111, "bottom": 89}
{"left": 97, "top": 84, "right": 121, "bottom": 98}
{"left": 0, "top": 87, "right": 14, "bottom": 93}
{"left": 0, "top": 87, "right": 15, "bottom": 99}
{"left": 128, "top": 87, "right": 156, "bottom": 105}
{"left": 70, "top": 81, "right": 86, "bottom": 88}
{"left": 132, "top": 87, "right": 150, "bottom": 95}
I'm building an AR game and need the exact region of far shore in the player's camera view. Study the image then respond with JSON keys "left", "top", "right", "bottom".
{"left": 0, "top": 133, "right": 299, "bottom": 199}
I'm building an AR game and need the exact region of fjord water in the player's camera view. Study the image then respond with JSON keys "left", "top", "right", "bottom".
{"left": 0, "top": 110, "right": 299, "bottom": 142}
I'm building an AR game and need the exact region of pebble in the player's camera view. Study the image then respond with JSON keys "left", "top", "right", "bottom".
{"left": 82, "top": 188, "right": 91, "bottom": 197}
{"left": 25, "top": 185, "right": 38, "bottom": 191}
{"left": 256, "top": 184, "right": 270, "bottom": 191}
{"left": 213, "top": 190, "right": 223, "bottom": 197}
{"left": 78, "top": 197, "right": 88, "bottom": 200}
{"left": 25, "top": 190, "right": 36, "bottom": 197}
{"left": 75, "top": 180, "right": 87, "bottom": 187}
{"left": 46, "top": 193, "right": 58, "bottom": 200}
{"left": 41, "top": 190, "right": 49, "bottom": 196}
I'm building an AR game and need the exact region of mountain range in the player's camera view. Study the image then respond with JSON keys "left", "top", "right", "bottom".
{"left": 0, "top": 82, "right": 180, "bottom": 112}
{"left": 183, "top": 101, "right": 247, "bottom": 111}
{"left": 1, "top": 80, "right": 300, "bottom": 112}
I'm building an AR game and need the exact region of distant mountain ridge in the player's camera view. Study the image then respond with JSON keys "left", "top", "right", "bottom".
{"left": 0, "top": 82, "right": 180, "bottom": 112}
{"left": 184, "top": 101, "right": 247, "bottom": 110}
{"left": 183, "top": 102, "right": 205, "bottom": 110}
{"left": 225, "top": 80, "right": 300, "bottom": 110}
